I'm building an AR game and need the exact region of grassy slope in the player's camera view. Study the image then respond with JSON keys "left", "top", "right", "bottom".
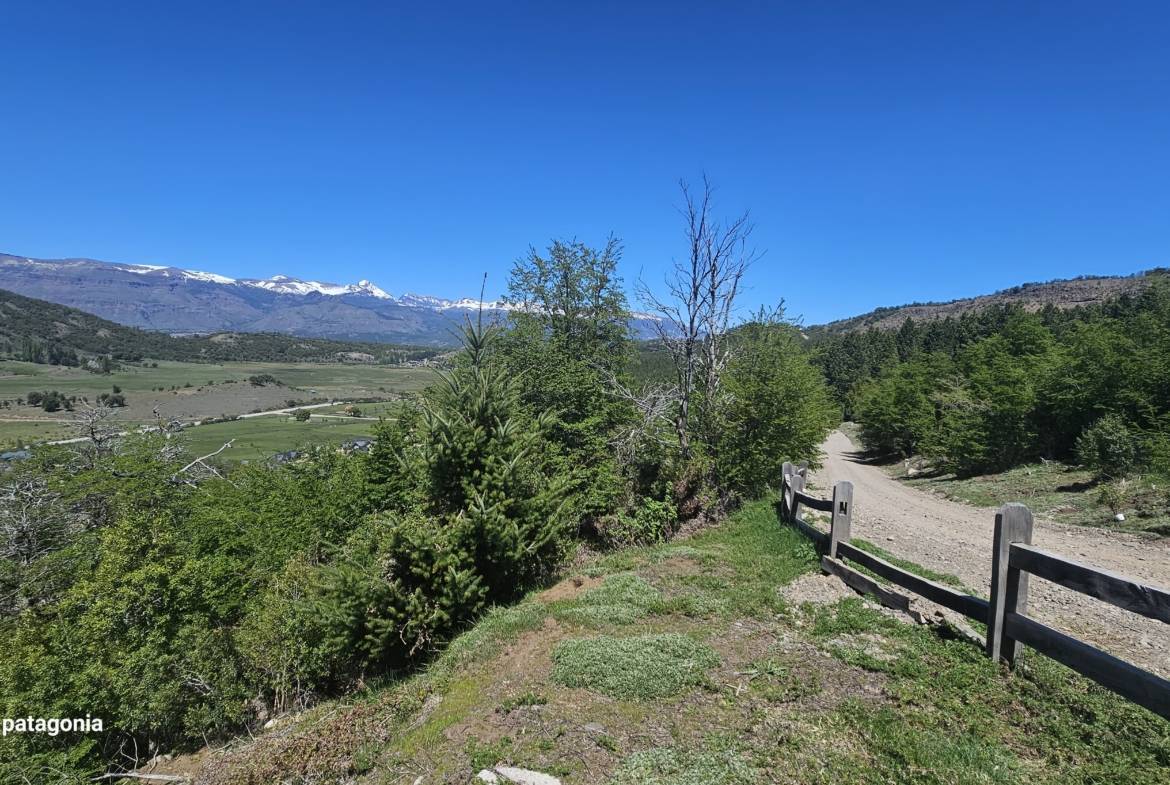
{"left": 192, "top": 501, "right": 1169, "bottom": 785}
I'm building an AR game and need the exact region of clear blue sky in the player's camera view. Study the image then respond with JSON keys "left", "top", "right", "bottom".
{"left": 2, "top": 2, "right": 1167, "bottom": 324}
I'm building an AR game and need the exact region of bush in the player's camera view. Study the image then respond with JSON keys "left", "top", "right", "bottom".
{"left": 715, "top": 314, "right": 838, "bottom": 496}
{"left": 292, "top": 409, "right": 311, "bottom": 422}
{"left": 236, "top": 559, "right": 340, "bottom": 713}
{"left": 595, "top": 498, "right": 677, "bottom": 548}
{"left": 1076, "top": 414, "right": 1142, "bottom": 479}
{"left": 1080, "top": 416, "right": 1141, "bottom": 477}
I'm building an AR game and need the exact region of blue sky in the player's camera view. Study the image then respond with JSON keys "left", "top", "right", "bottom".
{"left": 1, "top": 2, "right": 1167, "bottom": 324}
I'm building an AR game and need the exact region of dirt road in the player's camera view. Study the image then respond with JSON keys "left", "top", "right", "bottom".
{"left": 811, "top": 430, "right": 1170, "bottom": 678}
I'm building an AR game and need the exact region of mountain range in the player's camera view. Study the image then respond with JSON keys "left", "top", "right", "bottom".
{"left": 0, "top": 253, "right": 534, "bottom": 345}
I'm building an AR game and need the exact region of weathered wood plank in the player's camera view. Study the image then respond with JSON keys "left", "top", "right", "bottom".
{"left": 829, "top": 481, "right": 853, "bottom": 560}
{"left": 837, "top": 541, "right": 989, "bottom": 623}
{"left": 1004, "top": 612, "right": 1170, "bottom": 721}
{"left": 988, "top": 504, "right": 1033, "bottom": 664}
{"left": 821, "top": 556, "right": 912, "bottom": 613}
{"left": 794, "top": 490, "right": 834, "bottom": 513}
{"left": 788, "top": 473, "right": 806, "bottom": 523}
{"left": 1010, "top": 543, "right": 1170, "bottom": 625}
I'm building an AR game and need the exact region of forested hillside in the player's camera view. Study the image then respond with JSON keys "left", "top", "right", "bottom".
{"left": 808, "top": 268, "right": 1165, "bottom": 336}
{"left": 813, "top": 274, "right": 1170, "bottom": 480}
{"left": 0, "top": 288, "right": 439, "bottom": 365}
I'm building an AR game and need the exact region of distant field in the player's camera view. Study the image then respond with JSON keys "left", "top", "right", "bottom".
{"left": 0, "top": 360, "right": 432, "bottom": 450}
{"left": 179, "top": 414, "right": 383, "bottom": 463}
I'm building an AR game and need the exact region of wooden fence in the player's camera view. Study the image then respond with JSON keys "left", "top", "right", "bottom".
{"left": 779, "top": 462, "right": 1170, "bottom": 721}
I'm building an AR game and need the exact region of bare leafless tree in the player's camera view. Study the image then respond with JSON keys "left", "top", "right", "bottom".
{"left": 70, "top": 401, "right": 121, "bottom": 456}
{"left": 637, "top": 176, "right": 760, "bottom": 460}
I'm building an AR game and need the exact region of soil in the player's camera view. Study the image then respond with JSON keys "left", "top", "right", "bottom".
{"left": 813, "top": 430, "right": 1170, "bottom": 678}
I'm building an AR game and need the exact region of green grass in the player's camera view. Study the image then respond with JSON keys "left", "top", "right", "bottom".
{"left": 0, "top": 358, "right": 428, "bottom": 452}
{"left": 551, "top": 633, "right": 720, "bottom": 700}
{"left": 178, "top": 414, "right": 378, "bottom": 461}
{"left": 899, "top": 460, "right": 1170, "bottom": 535}
{"left": 607, "top": 741, "right": 757, "bottom": 785}
{"left": 793, "top": 598, "right": 1170, "bottom": 784}
{"left": 0, "top": 359, "right": 433, "bottom": 399}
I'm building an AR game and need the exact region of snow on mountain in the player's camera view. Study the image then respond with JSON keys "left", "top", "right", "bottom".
{"left": 119, "top": 263, "right": 237, "bottom": 285}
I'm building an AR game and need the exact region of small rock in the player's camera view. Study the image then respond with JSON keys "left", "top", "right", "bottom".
{"left": 583, "top": 722, "right": 606, "bottom": 734}
{"left": 477, "top": 771, "right": 500, "bottom": 783}
{"left": 493, "top": 767, "right": 563, "bottom": 785}
{"left": 1115, "top": 513, "right": 1126, "bottom": 522}
{"left": 886, "top": 536, "right": 894, "bottom": 541}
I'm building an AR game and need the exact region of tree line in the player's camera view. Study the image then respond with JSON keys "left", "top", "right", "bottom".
{"left": 813, "top": 277, "right": 1170, "bottom": 479}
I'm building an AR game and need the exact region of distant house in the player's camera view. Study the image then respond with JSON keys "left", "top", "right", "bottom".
{"left": 0, "top": 449, "right": 32, "bottom": 464}
{"left": 341, "top": 438, "right": 374, "bottom": 454}
{"left": 269, "top": 449, "right": 302, "bottom": 465}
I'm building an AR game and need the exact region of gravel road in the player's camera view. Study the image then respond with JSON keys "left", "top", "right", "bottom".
{"left": 811, "top": 430, "right": 1170, "bottom": 678}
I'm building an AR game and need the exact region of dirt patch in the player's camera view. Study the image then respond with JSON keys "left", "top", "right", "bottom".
{"left": 538, "top": 574, "right": 603, "bottom": 602}
{"left": 780, "top": 572, "right": 857, "bottom": 606}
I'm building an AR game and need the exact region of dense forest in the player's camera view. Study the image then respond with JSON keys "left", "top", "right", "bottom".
{"left": 0, "top": 227, "right": 836, "bottom": 780}
{"left": 0, "top": 288, "right": 440, "bottom": 366}
{"left": 813, "top": 274, "right": 1170, "bottom": 479}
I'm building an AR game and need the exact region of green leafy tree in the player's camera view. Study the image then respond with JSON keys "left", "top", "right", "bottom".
{"left": 714, "top": 309, "right": 838, "bottom": 496}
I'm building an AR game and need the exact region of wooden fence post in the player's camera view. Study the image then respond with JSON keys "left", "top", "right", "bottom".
{"left": 987, "top": 503, "right": 1034, "bottom": 665}
{"left": 829, "top": 481, "right": 854, "bottom": 559}
{"left": 780, "top": 462, "right": 794, "bottom": 521}
{"left": 789, "top": 473, "right": 806, "bottom": 523}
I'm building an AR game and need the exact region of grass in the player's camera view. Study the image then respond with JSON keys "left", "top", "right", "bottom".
{"left": 795, "top": 597, "right": 1170, "bottom": 784}
{"left": 0, "top": 359, "right": 433, "bottom": 399}
{"left": 897, "top": 459, "right": 1170, "bottom": 535}
{"left": 193, "top": 500, "right": 1170, "bottom": 785}
{"left": 606, "top": 741, "right": 757, "bottom": 785}
{"left": 0, "top": 359, "right": 431, "bottom": 450}
{"left": 552, "top": 573, "right": 663, "bottom": 627}
{"left": 178, "top": 414, "right": 378, "bottom": 461}
{"left": 551, "top": 633, "right": 720, "bottom": 700}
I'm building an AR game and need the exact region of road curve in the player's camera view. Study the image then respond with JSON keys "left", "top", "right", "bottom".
{"left": 811, "top": 429, "right": 1170, "bottom": 678}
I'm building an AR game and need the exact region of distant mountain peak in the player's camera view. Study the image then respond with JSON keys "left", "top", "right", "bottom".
{"left": 237, "top": 274, "right": 395, "bottom": 300}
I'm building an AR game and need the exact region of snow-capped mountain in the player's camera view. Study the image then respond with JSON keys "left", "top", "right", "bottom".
{"left": 0, "top": 252, "right": 652, "bottom": 345}
{"left": 239, "top": 274, "right": 394, "bottom": 300}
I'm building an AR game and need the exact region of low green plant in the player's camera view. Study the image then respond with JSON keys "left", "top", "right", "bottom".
{"left": 607, "top": 740, "right": 757, "bottom": 785}
{"left": 550, "top": 633, "right": 719, "bottom": 700}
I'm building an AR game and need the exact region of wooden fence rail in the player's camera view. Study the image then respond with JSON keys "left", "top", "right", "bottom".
{"left": 779, "top": 464, "right": 1170, "bottom": 721}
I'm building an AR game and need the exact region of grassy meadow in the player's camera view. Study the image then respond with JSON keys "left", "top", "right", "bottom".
{"left": 179, "top": 414, "right": 385, "bottom": 462}
{"left": 0, "top": 359, "right": 432, "bottom": 454}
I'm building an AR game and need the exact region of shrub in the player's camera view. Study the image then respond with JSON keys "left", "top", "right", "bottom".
{"left": 596, "top": 498, "right": 677, "bottom": 548}
{"left": 1076, "top": 414, "right": 1142, "bottom": 479}
{"left": 236, "top": 559, "right": 341, "bottom": 713}
{"left": 715, "top": 314, "right": 838, "bottom": 495}
{"left": 292, "top": 409, "right": 311, "bottom": 422}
